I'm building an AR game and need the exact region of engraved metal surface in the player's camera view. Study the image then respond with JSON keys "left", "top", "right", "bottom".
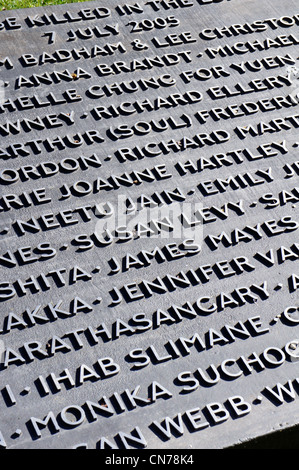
{"left": 0, "top": 0, "right": 298, "bottom": 449}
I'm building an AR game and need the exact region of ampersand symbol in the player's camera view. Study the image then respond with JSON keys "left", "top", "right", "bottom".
{"left": 131, "top": 39, "right": 149, "bottom": 50}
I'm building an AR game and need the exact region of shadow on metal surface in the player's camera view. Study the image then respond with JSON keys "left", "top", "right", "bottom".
{"left": 230, "top": 424, "right": 299, "bottom": 449}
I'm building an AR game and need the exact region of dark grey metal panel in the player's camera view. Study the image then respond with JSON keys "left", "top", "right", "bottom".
{"left": 0, "top": 0, "right": 298, "bottom": 449}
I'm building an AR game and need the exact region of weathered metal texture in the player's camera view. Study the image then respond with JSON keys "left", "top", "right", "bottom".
{"left": 0, "top": 0, "right": 298, "bottom": 449}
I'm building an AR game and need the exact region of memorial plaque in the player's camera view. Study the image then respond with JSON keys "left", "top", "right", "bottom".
{"left": 0, "top": 0, "right": 298, "bottom": 450}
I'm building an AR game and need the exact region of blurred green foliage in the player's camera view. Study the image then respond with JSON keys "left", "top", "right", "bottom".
{"left": 0, "top": 0, "right": 87, "bottom": 10}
